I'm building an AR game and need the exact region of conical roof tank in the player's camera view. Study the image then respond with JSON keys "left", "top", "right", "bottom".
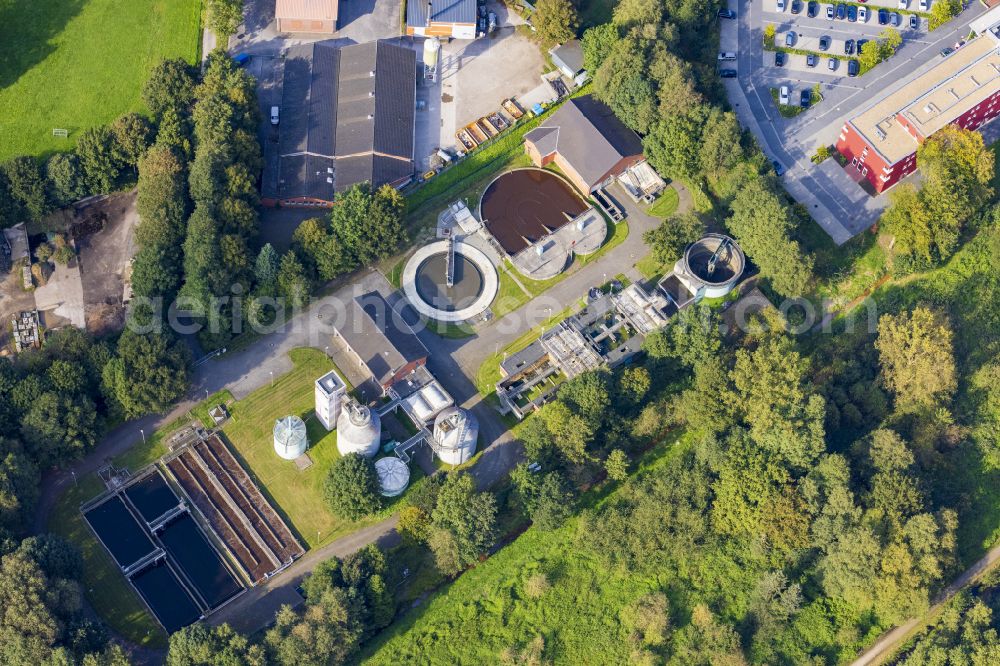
{"left": 433, "top": 407, "right": 478, "bottom": 465}
{"left": 375, "top": 457, "right": 410, "bottom": 497}
{"left": 274, "top": 415, "right": 308, "bottom": 460}
{"left": 336, "top": 400, "right": 381, "bottom": 458}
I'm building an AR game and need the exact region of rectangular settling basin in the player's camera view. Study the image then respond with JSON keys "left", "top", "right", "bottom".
{"left": 124, "top": 471, "right": 180, "bottom": 523}
{"left": 158, "top": 514, "right": 242, "bottom": 609}
{"left": 130, "top": 561, "right": 202, "bottom": 633}
{"left": 83, "top": 496, "right": 156, "bottom": 569}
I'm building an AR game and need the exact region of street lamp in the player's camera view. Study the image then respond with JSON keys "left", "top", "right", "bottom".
{"left": 140, "top": 428, "right": 146, "bottom": 445}
{"left": 270, "top": 371, "right": 274, "bottom": 387}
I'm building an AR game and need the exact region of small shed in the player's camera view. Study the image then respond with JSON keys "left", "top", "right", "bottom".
{"left": 276, "top": 0, "right": 339, "bottom": 34}
{"left": 549, "top": 41, "right": 585, "bottom": 81}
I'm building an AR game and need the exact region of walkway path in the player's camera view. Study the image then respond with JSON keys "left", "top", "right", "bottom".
{"left": 850, "top": 540, "right": 1000, "bottom": 666}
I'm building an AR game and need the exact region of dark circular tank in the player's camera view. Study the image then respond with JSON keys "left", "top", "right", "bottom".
{"left": 414, "top": 252, "right": 485, "bottom": 312}
{"left": 683, "top": 234, "right": 745, "bottom": 286}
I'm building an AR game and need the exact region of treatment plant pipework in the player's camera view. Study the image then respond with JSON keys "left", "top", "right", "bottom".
{"left": 402, "top": 240, "right": 499, "bottom": 323}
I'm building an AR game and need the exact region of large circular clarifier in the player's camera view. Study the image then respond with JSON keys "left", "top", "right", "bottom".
{"left": 414, "top": 253, "right": 484, "bottom": 312}
{"left": 402, "top": 241, "right": 499, "bottom": 323}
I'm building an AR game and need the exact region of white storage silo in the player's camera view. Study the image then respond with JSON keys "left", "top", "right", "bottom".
{"left": 374, "top": 457, "right": 410, "bottom": 497}
{"left": 423, "top": 38, "right": 441, "bottom": 70}
{"left": 432, "top": 407, "right": 478, "bottom": 466}
{"left": 336, "top": 400, "right": 382, "bottom": 458}
{"left": 274, "top": 415, "right": 308, "bottom": 460}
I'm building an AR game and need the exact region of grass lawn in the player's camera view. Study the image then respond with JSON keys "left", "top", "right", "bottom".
{"left": 49, "top": 477, "right": 167, "bottom": 648}
{"left": 646, "top": 188, "right": 680, "bottom": 218}
{"left": 0, "top": 0, "right": 203, "bottom": 160}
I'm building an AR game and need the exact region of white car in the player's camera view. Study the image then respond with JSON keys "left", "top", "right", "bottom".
{"left": 919, "top": 0, "right": 930, "bottom": 9}
{"left": 718, "top": 52, "right": 737, "bottom": 61}
{"left": 898, "top": 0, "right": 908, "bottom": 8}
{"left": 859, "top": 6, "right": 867, "bottom": 21}
{"left": 270, "top": 106, "right": 279, "bottom": 125}
{"left": 777, "top": 0, "right": 786, "bottom": 11}
{"left": 779, "top": 85, "right": 790, "bottom": 105}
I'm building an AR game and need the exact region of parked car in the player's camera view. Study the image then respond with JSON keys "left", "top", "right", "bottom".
{"left": 848, "top": 59, "right": 859, "bottom": 76}
{"left": 909, "top": 14, "right": 918, "bottom": 29}
{"left": 719, "top": 69, "right": 738, "bottom": 78}
{"left": 801, "top": 89, "right": 811, "bottom": 107}
{"left": 270, "top": 106, "right": 279, "bottom": 125}
{"left": 718, "top": 8, "right": 737, "bottom": 18}
{"left": 819, "top": 35, "right": 831, "bottom": 51}
{"left": 919, "top": 0, "right": 930, "bottom": 9}
{"left": 792, "top": 0, "right": 802, "bottom": 13}
{"left": 828, "top": 57, "right": 838, "bottom": 71}
{"left": 777, "top": 0, "right": 786, "bottom": 10}
{"left": 780, "top": 85, "right": 791, "bottom": 105}
{"left": 807, "top": 53, "right": 817, "bottom": 67}
{"left": 941, "top": 46, "right": 955, "bottom": 56}
{"left": 232, "top": 53, "right": 251, "bottom": 66}
{"left": 718, "top": 52, "right": 737, "bottom": 61}
{"left": 859, "top": 6, "right": 868, "bottom": 21}
{"left": 845, "top": 39, "right": 855, "bottom": 55}
{"left": 836, "top": 3, "right": 846, "bottom": 19}
{"left": 826, "top": 4, "right": 834, "bottom": 18}
{"left": 775, "top": 51, "right": 786, "bottom": 66}
{"left": 773, "top": 160, "right": 785, "bottom": 176}
{"left": 878, "top": 8, "right": 888, "bottom": 24}
{"left": 898, "top": 0, "right": 908, "bottom": 8}
{"left": 891, "top": 12, "right": 901, "bottom": 26}
{"left": 786, "top": 31, "right": 797, "bottom": 46}
{"left": 858, "top": 38, "right": 868, "bottom": 52}
{"left": 808, "top": 1, "right": 819, "bottom": 17}
{"left": 847, "top": 5, "right": 857, "bottom": 21}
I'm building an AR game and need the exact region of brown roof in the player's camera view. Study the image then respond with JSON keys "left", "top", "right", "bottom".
{"left": 276, "top": 0, "right": 339, "bottom": 20}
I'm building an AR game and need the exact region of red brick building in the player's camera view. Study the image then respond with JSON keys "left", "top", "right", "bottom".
{"left": 836, "top": 35, "right": 1000, "bottom": 193}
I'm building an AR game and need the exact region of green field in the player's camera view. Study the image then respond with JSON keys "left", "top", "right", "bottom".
{"left": 646, "top": 188, "right": 680, "bottom": 219}
{"left": 0, "top": 0, "right": 203, "bottom": 160}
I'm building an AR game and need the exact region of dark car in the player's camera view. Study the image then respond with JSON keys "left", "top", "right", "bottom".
{"left": 878, "top": 8, "right": 888, "bottom": 24}
{"left": 836, "top": 3, "right": 846, "bottom": 19}
{"left": 775, "top": 51, "right": 786, "bottom": 66}
{"left": 909, "top": 13, "right": 918, "bottom": 29}
{"left": 845, "top": 39, "right": 855, "bottom": 55}
{"left": 848, "top": 59, "right": 859, "bottom": 76}
{"left": 719, "top": 69, "right": 738, "bottom": 78}
{"left": 807, "top": 53, "right": 817, "bottom": 67}
{"left": 785, "top": 31, "right": 796, "bottom": 46}
{"left": 847, "top": 5, "right": 857, "bottom": 21}
{"left": 857, "top": 38, "right": 868, "bottom": 53}
{"left": 800, "top": 89, "right": 811, "bottom": 107}
{"left": 819, "top": 35, "right": 830, "bottom": 51}
{"left": 792, "top": 0, "right": 802, "bottom": 13}
{"left": 941, "top": 46, "right": 955, "bottom": 57}
{"left": 718, "top": 8, "right": 736, "bottom": 18}
{"left": 773, "top": 160, "right": 785, "bottom": 176}
{"left": 808, "top": 1, "right": 819, "bottom": 17}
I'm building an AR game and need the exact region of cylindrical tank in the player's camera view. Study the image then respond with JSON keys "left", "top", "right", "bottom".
{"left": 374, "top": 457, "right": 410, "bottom": 497}
{"left": 432, "top": 407, "right": 478, "bottom": 465}
{"left": 273, "top": 415, "right": 308, "bottom": 460}
{"left": 683, "top": 234, "right": 745, "bottom": 299}
{"left": 336, "top": 401, "right": 381, "bottom": 458}
{"left": 423, "top": 38, "right": 441, "bottom": 70}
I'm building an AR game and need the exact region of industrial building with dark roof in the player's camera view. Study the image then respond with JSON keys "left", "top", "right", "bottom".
{"left": 405, "top": 0, "right": 478, "bottom": 39}
{"left": 263, "top": 40, "right": 417, "bottom": 206}
{"left": 523, "top": 95, "right": 644, "bottom": 194}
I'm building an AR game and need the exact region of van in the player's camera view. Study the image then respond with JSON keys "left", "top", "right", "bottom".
{"left": 718, "top": 52, "right": 737, "bottom": 61}
{"left": 270, "top": 106, "right": 279, "bottom": 125}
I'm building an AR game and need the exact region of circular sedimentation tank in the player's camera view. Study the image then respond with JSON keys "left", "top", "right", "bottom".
{"left": 374, "top": 457, "right": 410, "bottom": 497}
{"left": 683, "top": 234, "right": 745, "bottom": 299}
{"left": 336, "top": 401, "right": 381, "bottom": 458}
{"left": 432, "top": 407, "right": 479, "bottom": 466}
{"left": 273, "top": 415, "right": 308, "bottom": 460}
{"left": 402, "top": 241, "right": 498, "bottom": 323}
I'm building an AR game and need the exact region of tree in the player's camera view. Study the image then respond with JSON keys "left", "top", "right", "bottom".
{"left": 2, "top": 157, "right": 50, "bottom": 221}
{"left": 76, "top": 126, "right": 121, "bottom": 194}
{"left": 45, "top": 154, "right": 85, "bottom": 207}
{"left": 670, "top": 604, "right": 747, "bottom": 666}
{"left": 876, "top": 307, "right": 957, "bottom": 413}
{"left": 539, "top": 401, "right": 594, "bottom": 464}
{"left": 254, "top": 244, "right": 280, "bottom": 290}
{"left": 167, "top": 623, "right": 264, "bottom": 666}
{"left": 531, "top": 0, "right": 579, "bottom": 47}
{"left": 430, "top": 473, "right": 497, "bottom": 574}
{"left": 593, "top": 37, "right": 658, "bottom": 133}
{"left": 206, "top": 0, "right": 245, "bottom": 39}
{"left": 616, "top": 366, "right": 651, "bottom": 407}
{"left": 20, "top": 392, "right": 98, "bottom": 462}
{"left": 620, "top": 592, "right": 671, "bottom": 647}
{"left": 511, "top": 466, "right": 575, "bottom": 530}
{"left": 143, "top": 59, "right": 197, "bottom": 118}
{"left": 643, "top": 212, "right": 703, "bottom": 266}
{"left": 582, "top": 23, "right": 619, "bottom": 72}
{"left": 605, "top": 449, "right": 629, "bottom": 481}
{"left": 292, "top": 218, "right": 350, "bottom": 281}
{"left": 858, "top": 39, "right": 884, "bottom": 72}
{"left": 643, "top": 108, "right": 707, "bottom": 181}
{"left": 102, "top": 329, "right": 190, "bottom": 419}
{"left": 276, "top": 250, "right": 310, "bottom": 308}
{"left": 133, "top": 146, "right": 189, "bottom": 300}
{"left": 613, "top": 0, "right": 665, "bottom": 33}
{"left": 323, "top": 454, "right": 382, "bottom": 520}
{"left": 264, "top": 600, "right": 360, "bottom": 666}
{"left": 726, "top": 180, "right": 814, "bottom": 297}
{"left": 110, "top": 113, "right": 153, "bottom": 175}
{"left": 929, "top": 0, "right": 961, "bottom": 30}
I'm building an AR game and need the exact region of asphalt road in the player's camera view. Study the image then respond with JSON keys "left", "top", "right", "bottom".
{"left": 723, "top": 0, "right": 989, "bottom": 243}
